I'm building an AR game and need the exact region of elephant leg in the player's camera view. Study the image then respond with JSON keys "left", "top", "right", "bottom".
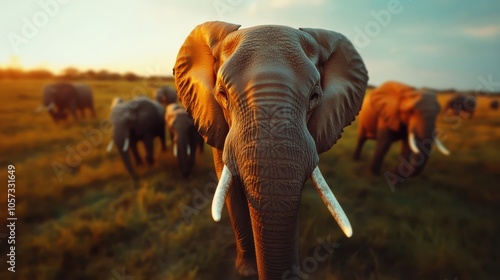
{"left": 79, "top": 108, "right": 85, "bottom": 119}
{"left": 353, "top": 135, "right": 367, "bottom": 161}
{"left": 159, "top": 126, "right": 167, "bottom": 152}
{"left": 198, "top": 134, "right": 204, "bottom": 154}
{"left": 400, "top": 139, "right": 411, "bottom": 162}
{"left": 69, "top": 101, "right": 79, "bottom": 121}
{"left": 130, "top": 139, "right": 143, "bottom": 166}
{"left": 371, "top": 129, "right": 394, "bottom": 175}
{"left": 119, "top": 151, "right": 138, "bottom": 180}
{"left": 212, "top": 148, "right": 257, "bottom": 276}
{"left": 144, "top": 135, "right": 155, "bottom": 166}
{"left": 188, "top": 130, "right": 197, "bottom": 164}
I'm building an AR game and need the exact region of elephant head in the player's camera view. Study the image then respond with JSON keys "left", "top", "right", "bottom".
{"left": 155, "top": 85, "right": 177, "bottom": 106}
{"left": 108, "top": 97, "right": 166, "bottom": 179}
{"left": 174, "top": 21, "right": 368, "bottom": 278}
{"left": 165, "top": 104, "right": 199, "bottom": 177}
{"left": 37, "top": 83, "right": 73, "bottom": 122}
{"left": 370, "top": 81, "right": 449, "bottom": 175}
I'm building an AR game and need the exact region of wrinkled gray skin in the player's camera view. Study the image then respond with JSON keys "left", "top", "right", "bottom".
{"left": 443, "top": 94, "right": 476, "bottom": 118}
{"left": 165, "top": 104, "right": 203, "bottom": 177}
{"left": 174, "top": 21, "right": 368, "bottom": 279}
{"left": 110, "top": 97, "right": 166, "bottom": 180}
{"left": 155, "top": 85, "right": 177, "bottom": 106}
{"left": 40, "top": 82, "right": 95, "bottom": 122}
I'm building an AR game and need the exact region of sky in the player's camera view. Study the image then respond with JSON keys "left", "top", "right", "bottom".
{"left": 1, "top": 0, "right": 499, "bottom": 90}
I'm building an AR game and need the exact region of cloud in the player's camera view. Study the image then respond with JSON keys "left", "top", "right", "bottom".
{"left": 462, "top": 25, "right": 500, "bottom": 38}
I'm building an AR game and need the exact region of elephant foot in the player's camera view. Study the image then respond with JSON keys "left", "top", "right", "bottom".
{"left": 135, "top": 159, "right": 144, "bottom": 166}
{"left": 235, "top": 255, "right": 257, "bottom": 277}
{"left": 352, "top": 154, "right": 360, "bottom": 161}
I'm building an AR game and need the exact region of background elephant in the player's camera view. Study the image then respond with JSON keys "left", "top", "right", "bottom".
{"left": 174, "top": 21, "right": 368, "bottom": 279}
{"left": 108, "top": 96, "right": 166, "bottom": 180}
{"left": 353, "top": 81, "right": 449, "bottom": 178}
{"left": 37, "top": 82, "right": 95, "bottom": 122}
{"left": 154, "top": 85, "right": 177, "bottom": 106}
{"left": 442, "top": 94, "right": 476, "bottom": 118}
{"left": 490, "top": 99, "right": 499, "bottom": 110}
{"left": 165, "top": 104, "right": 203, "bottom": 177}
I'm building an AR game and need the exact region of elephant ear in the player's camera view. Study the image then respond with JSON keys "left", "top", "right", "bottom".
{"left": 174, "top": 21, "right": 241, "bottom": 150}
{"left": 370, "top": 81, "right": 415, "bottom": 131}
{"left": 300, "top": 28, "right": 369, "bottom": 154}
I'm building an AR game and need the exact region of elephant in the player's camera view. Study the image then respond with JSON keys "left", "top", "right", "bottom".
{"left": 154, "top": 85, "right": 177, "bottom": 106}
{"left": 442, "top": 94, "right": 476, "bottom": 118}
{"left": 353, "top": 81, "right": 450, "bottom": 178}
{"left": 174, "top": 21, "right": 368, "bottom": 279}
{"left": 36, "top": 82, "right": 95, "bottom": 122}
{"left": 107, "top": 96, "right": 166, "bottom": 180}
{"left": 165, "top": 104, "right": 203, "bottom": 177}
{"left": 490, "top": 99, "right": 499, "bottom": 110}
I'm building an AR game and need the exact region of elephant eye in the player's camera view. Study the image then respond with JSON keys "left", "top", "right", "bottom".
{"left": 217, "top": 86, "right": 229, "bottom": 109}
{"left": 308, "top": 85, "right": 321, "bottom": 111}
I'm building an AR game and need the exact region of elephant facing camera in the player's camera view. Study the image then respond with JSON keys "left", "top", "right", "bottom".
{"left": 174, "top": 21, "right": 368, "bottom": 278}
{"left": 107, "top": 97, "right": 167, "bottom": 180}
{"left": 165, "top": 103, "right": 204, "bottom": 178}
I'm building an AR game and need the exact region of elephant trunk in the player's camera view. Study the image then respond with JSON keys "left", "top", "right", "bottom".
{"left": 226, "top": 119, "right": 317, "bottom": 279}
{"left": 249, "top": 200, "right": 301, "bottom": 279}
{"left": 242, "top": 155, "right": 307, "bottom": 279}
{"left": 407, "top": 115, "right": 436, "bottom": 176}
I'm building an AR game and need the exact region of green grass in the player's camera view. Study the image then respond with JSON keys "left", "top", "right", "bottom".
{"left": 0, "top": 79, "right": 498, "bottom": 279}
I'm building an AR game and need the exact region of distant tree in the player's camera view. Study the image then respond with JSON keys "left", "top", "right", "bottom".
{"left": 25, "top": 69, "right": 54, "bottom": 79}
{"left": 61, "top": 67, "right": 80, "bottom": 80}
{"left": 96, "top": 69, "right": 110, "bottom": 80}
{"left": 0, "top": 68, "right": 23, "bottom": 79}
{"left": 82, "top": 70, "right": 97, "bottom": 80}
{"left": 123, "top": 72, "right": 139, "bottom": 81}
{"left": 108, "top": 72, "right": 121, "bottom": 81}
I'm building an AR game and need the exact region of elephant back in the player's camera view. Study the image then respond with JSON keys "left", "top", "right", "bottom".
{"left": 74, "top": 83, "right": 93, "bottom": 108}
{"left": 369, "top": 81, "right": 416, "bottom": 131}
{"left": 43, "top": 82, "right": 76, "bottom": 106}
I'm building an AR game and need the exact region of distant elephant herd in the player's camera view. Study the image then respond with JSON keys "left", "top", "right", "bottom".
{"left": 35, "top": 80, "right": 497, "bottom": 183}
{"left": 36, "top": 82, "right": 202, "bottom": 179}
{"left": 35, "top": 21, "right": 500, "bottom": 279}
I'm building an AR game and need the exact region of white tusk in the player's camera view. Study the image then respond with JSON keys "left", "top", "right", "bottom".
{"left": 106, "top": 140, "right": 114, "bottom": 153}
{"left": 211, "top": 165, "right": 232, "bottom": 222}
{"left": 187, "top": 145, "right": 191, "bottom": 156}
{"left": 173, "top": 144, "right": 177, "bottom": 157}
{"left": 46, "top": 102, "right": 55, "bottom": 110}
{"left": 310, "top": 166, "right": 353, "bottom": 238}
{"left": 434, "top": 136, "right": 450, "bottom": 156}
{"left": 408, "top": 132, "right": 420, "bottom": 154}
{"left": 122, "top": 138, "right": 129, "bottom": 152}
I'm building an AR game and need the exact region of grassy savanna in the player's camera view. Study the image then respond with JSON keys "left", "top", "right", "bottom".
{"left": 0, "top": 79, "right": 499, "bottom": 279}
